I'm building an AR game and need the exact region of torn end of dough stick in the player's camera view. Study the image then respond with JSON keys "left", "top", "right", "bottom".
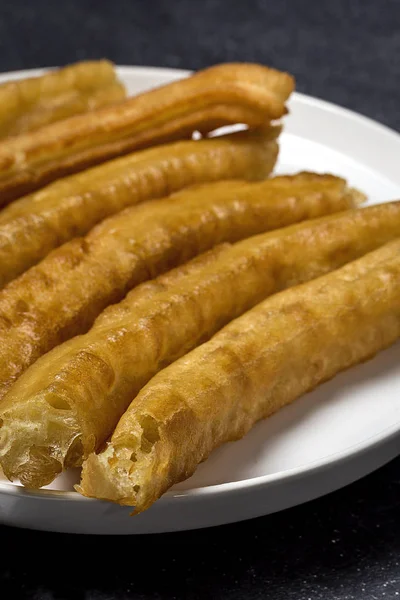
{"left": 4, "top": 200, "right": 400, "bottom": 488}
{"left": 78, "top": 239, "right": 400, "bottom": 512}
{"left": 0, "top": 244, "right": 231, "bottom": 488}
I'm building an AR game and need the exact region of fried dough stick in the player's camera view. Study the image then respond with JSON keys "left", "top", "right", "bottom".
{"left": 3, "top": 202, "right": 400, "bottom": 488}
{"left": 0, "top": 60, "right": 126, "bottom": 139}
{"left": 77, "top": 239, "right": 400, "bottom": 512}
{"left": 0, "top": 172, "right": 356, "bottom": 402}
{"left": 0, "top": 128, "right": 278, "bottom": 287}
{"left": 0, "top": 62, "right": 294, "bottom": 203}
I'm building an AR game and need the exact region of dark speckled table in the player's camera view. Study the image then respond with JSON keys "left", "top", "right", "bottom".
{"left": 0, "top": 1, "right": 399, "bottom": 598}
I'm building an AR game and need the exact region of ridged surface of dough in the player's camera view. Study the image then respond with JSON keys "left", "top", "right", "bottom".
{"left": 0, "top": 128, "right": 278, "bottom": 287}
{"left": 0, "top": 60, "right": 126, "bottom": 138}
{"left": 0, "top": 62, "right": 294, "bottom": 203}
{"left": 79, "top": 239, "right": 400, "bottom": 512}
{"left": 4, "top": 200, "right": 400, "bottom": 488}
{"left": 0, "top": 172, "right": 358, "bottom": 402}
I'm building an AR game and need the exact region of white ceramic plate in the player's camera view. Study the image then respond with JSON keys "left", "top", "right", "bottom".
{"left": 0, "top": 66, "right": 399, "bottom": 535}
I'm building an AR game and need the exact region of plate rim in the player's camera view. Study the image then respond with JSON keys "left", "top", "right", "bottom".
{"left": 1, "top": 410, "right": 399, "bottom": 503}
{"left": 0, "top": 64, "right": 399, "bottom": 507}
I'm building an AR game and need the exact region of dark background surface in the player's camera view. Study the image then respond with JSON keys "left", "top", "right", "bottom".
{"left": 0, "top": 0, "right": 399, "bottom": 598}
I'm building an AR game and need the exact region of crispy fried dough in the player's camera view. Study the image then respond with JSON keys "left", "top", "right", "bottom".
{"left": 0, "top": 128, "right": 278, "bottom": 287}
{"left": 0, "top": 172, "right": 358, "bottom": 406}
{"left": 6, "top": 201, "right": 400, "bottom": 488}
{"left": 0, "top": 60, "right": 125, "bottom": 138}
{"left": 0, "top": 62, "right": 294, "bottom": 203}
{"left": 77, "top": 239, "right": 400, "bottom": 511}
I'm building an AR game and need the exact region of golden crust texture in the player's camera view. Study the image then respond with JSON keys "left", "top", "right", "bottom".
{"left": 78, "top": 239, "right": 400, "bottom": 512}
{"left": 0, "top": 62, "right": 294, "bottom": 203}
{"left": 0, "top": 172, "right": 358, "bottom": 406}
{"left": 3, "top": 200, "right": 400, "bottom": 488}
{"left": 0, "top": 60, "right": 126, "bottom": 138}
{"left": 0, "top": 128, "right": 278, "bottom": 287}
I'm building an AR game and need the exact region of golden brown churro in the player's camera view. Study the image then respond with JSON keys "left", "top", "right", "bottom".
{"left": 0, "top": 128, "right": 278, "bottom": 287}
{"left": 4, "top": 201, "right": 400, "bottom": 488}
{"left": 0, "top": 62, "right": 294, "bottom": 203}
{"left": 0, "top": 60, "right": 125, "bottom": 138}
{"left": 77, "top": 239, "right": 400, "bottom": 512}
{"left": 0, "top": 172, "right": 358, "bottom": 405}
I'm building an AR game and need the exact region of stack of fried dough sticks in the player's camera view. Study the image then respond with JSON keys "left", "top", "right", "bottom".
{"left": 0, "top": 60, "right": 398, "bottom": 515}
